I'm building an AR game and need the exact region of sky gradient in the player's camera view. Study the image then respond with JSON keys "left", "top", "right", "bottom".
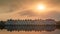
{"left": 0, "top": 0, "right": 60, "bottom": 21}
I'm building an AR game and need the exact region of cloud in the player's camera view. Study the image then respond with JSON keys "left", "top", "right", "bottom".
{"left": 0, "top": 0, "right": 60, "bottom": 13}
{"left": 47, "top": 11, "right": 60, "bottom": 20}
{"left": 18, "top": 10, "right": 60, "bottom": 20}
{"left": 0, "top": 0, "right": 22, "bottom": 13}
{"left": 0, "top": 0, "right": 60, "bottom": 20}
{"left": 18, "top": 10, "right": 38, "bottom": 17}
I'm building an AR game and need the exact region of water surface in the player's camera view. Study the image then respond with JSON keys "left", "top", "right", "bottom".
{"left": 0, "top": 25, "right": 60, "bottom": 34}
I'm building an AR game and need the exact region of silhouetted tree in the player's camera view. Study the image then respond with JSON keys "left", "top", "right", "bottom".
{"left": 0, "top": 21, "right": 5, "bottom": 29}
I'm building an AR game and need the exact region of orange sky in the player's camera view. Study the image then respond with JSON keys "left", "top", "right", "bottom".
{"left": 0, "top": 0, "right": 60, "bottom": 21}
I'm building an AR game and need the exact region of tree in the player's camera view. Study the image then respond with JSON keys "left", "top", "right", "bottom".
{"left": 56, "top": 21, "right": 60, "bottom": 25}
{"left": 0, "top": 21, "right": 5, "bottom": 29}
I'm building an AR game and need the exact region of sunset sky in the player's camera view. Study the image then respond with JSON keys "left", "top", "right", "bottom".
{"left": 0, "top": 0, "right": 60, "bottom": 21}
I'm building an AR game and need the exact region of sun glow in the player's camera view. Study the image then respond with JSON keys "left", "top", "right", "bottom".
{"left": 36, "top": 4, "right": 45, "bottom": 11}
{"left": 30, "top": 3, "right": 47, "bottom": 13}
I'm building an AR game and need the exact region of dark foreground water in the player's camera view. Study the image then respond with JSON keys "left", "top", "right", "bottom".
{"left": 0, "top": 25, "right": 60, "bottom": 34}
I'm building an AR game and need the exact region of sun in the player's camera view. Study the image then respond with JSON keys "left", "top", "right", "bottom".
{"left": 36, "top": 4, "right": 45, "bottom": 10}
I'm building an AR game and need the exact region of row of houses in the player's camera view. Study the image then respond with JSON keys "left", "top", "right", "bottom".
{"left": 5, "top": 19, "right": 56, "bottom": 25}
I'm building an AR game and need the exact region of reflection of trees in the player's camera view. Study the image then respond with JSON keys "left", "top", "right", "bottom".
{"left": 0, "top": 25, "right": 60, "bottom": 32}
{"left": 56, "top": 25, "right": 60, "bottom": 30}
{"left": 4, "top": 25, "right": 56, "bottom": 32}
{"left": 56, "top": 21, "right": 60, "bottom": 25}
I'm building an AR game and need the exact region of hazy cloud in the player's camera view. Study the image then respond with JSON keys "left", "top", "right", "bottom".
{"left": 18, "top": 10, "right": 38, "bottom": 16}
{"left": 18, "top": 10, "right": 60, "bottom": 20}
{"left": 0, "top": 0, "right": 60, "bottom": 20}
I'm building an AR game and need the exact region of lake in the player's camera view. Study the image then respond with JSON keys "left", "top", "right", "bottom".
{"left": 0, "top": 25, "right": 60, "bottom": 34}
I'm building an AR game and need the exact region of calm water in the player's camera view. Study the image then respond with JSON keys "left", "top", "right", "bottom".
{"left": 0, "top": 25, "right": 60, "bottom": 34}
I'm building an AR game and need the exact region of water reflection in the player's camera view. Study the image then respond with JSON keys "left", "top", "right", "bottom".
{"left": 0, "top": 25, "right": 60, "bottom": 32}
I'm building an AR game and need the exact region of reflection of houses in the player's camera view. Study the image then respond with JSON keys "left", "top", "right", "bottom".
{"left": 5, "top": 19, "right": 56, "bottom": 25}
